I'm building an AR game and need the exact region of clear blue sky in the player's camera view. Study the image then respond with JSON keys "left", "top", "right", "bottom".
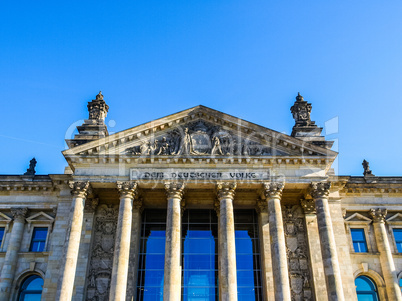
{"left": 1, "top": 1, "right": 401, "bottom": 176}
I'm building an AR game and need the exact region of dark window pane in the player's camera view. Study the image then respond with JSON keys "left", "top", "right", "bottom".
{"left": 351, "top": 229, "right": 368, "bottom": 253}
{"left": 30, "top": 228, "right": 48, "bottom": 252}
{"left": 0, "top": 227, "right": 4, "bottom": 246}
{"left": 393, "top": 229, "right": 402, "bottom": 253}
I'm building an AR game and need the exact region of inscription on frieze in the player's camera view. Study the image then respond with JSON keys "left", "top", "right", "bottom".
{"left": 130, "top": 168, "right": 270, "bottom": 182}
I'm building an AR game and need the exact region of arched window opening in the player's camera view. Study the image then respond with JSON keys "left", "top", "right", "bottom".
{"left": 18, "top": 275, "right": 43, "bottom": 301}
{"left": 355, "top": 275, "right": 379, "bottom": 301}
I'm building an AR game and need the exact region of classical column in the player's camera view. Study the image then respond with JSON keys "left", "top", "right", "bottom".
{"left": 310, "top": 182, "right": 344, "bottom": 301}
{"left": 56, "top": 181, "right": 90, "bottom": 301}
{"left": 369, "top": 208, "right": 402, "bottom": 301}
{"left": 163, "top": 181, "right": 185, "bottom": 301}
{"left": 0, "top": 207, "right": 28, "bottom": 301}
{"left": 300, "top": 198, "right": 328, "bottom": 301}
{"left": 263, "top": 182, "right": 291, "bottom": 301}
{"left": 216, "top": 182, "right": 238, "bottom": 301}
{"left": 109, "top": 181, "right": 138, "bottom": 301}
{"left": 256, "top": 199, "right": 275, "bottom": 301}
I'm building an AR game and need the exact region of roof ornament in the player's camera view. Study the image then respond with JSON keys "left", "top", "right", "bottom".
{"left": 362, "top": 159, "right": 375, "bottom": 177}
{"left": 290, "top": 92, "right": 315, "bottom": 128}
{"left": 88, "top": 91, "right": 109, "bottom": 123}
{"left": 24, "top": 158, "right": 37, "bottom": 175}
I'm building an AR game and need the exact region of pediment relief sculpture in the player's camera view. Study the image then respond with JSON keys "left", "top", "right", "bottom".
{"left": 124, "top": 120, "right": 289, "bottom": 157}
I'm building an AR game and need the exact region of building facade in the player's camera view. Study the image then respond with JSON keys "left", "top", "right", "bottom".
{"left": 0, "top": 92, "right": 401, "bottom": 301}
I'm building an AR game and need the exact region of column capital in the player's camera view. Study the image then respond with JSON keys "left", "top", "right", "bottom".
{"left": 310, "top": 182, "right": 331, "bottom": 199}
{"left": 216, "top": 182, "right": 236, "bottom": 200}
{"left": 263, "top": 182, "right": 284, "bottom": 199}
{"left": 369, "top": 208, "right": 387, "bottom": 223}
{"left": 164, "top": 181, "right": 185, "bottom": 199}
{"left": 117, "top": 181, "right": 138, "bottom": 199}
{"left": 301, "top": 198, "right": 316, "bottom": 215}
{"left": 69, "top": 181, "right": 91, "bottom": 198}
{"left": 11, "top": 207, "right": 28, "bottom": 221}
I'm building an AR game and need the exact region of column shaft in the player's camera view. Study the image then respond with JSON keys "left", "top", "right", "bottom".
{"left": 216, "top": 182, "right": 237, "bottom": 301}
{"left": 370, "top": 208, "right": 402, "bottom": 301}
{"left": 0, "top": 208, "right": 28, "bottom": 301}
{"left": 163, "top": 182, "right": 184, "bottom": 301}
{"left": 264, "top": 182, "right": 291, "bottom": 301}
{"left": 311, "top": 182, "right": 344, "bottom": 301}
{"left": 128, "top": 202, "right": 143, "bottom": 301}
{"left": 109, "top": 181, "right": 138, "bottom": 301}
{"left": 56, "top": 181, "right": 89, "bottom": 301}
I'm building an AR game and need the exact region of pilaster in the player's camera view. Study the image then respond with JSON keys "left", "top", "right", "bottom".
{"left": 369, "top": 208, "right": 402, "bottom": 301}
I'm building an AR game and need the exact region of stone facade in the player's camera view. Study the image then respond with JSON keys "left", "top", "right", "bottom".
{"left": 0, "top": 93, "right": 402, "bottom": 300}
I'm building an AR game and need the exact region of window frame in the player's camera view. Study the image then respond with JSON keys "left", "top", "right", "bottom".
{"left": 344, "top": 212, "right": 373, "bottom": 253}
{"left": 355, "top": 275, "right": 379, "bottom": 301}
{"left": 385, "top": 213, "right": 402, "bottom": 254}
{"left": 17, "top": 274, "right": 44, "bottom": 301}
{"left": 29, "top": 227, "right": 49, "bottom": 253}
{"left": 0, "top": 212, "right": 12, "bottom": 251}
{"left": 350, "top": 228, "right": 369, "bottom": 253}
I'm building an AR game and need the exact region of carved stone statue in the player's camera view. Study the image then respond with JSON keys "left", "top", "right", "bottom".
{"left": 362, "top": 159, "right": 375, "bottom": 177}
{"left": 87, "top": 91, "right": 109, "bottom": 124}
{"left": 24, "top": 158, "right": 37, "bottom": 175}
{"left": 290, "top": 93, "right": 315, "bottom": 128}
{"left": 211, "top": 136, "right": 223, "bottom": 155}
{"left": 177, "top": 128, "right": 196, "bottom": 155}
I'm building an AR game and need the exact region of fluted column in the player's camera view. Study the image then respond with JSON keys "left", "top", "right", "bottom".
{"left": 56, "top": 181, "right": 90, "bottom": 301}
{"left": 109, "top": 181, "right": 138, "bottom": 301}
{"left": 163, "top": 182, "right": 185, "bottom": 301}
{"left": 310, "top": 182, "right": 344, "bottom": 301}
{"left": 0, "top": 207, "right": 28, "bottom": 301}
{"left": 216, "top": 182, "right": 238, "bottom": 301}
{"left": 263, "top": 182, "right": 291, "bottom": 301}
{"left": 300, "top": 198, "right": 328, "bottom": 301}
{"left": 369, "top": 208, "right": 402, "bottom": 301}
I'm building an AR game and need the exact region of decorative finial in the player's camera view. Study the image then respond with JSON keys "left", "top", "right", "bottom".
{"left": 96, "top": 91, "right": 103, "bottom": 100}
{"left": 290, "top": 93, "right": 314, "bottom": 127}
{"left": 24, "top": 158, "right": 37, "bottom": 175}
{"left": 362, "top": 159, "right": 375, "bottom": 177}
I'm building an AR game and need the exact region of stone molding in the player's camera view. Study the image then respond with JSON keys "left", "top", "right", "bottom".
{"left": 164, "top": 181, "right": 185, "bottom": 199}
{"left": 300, "top": 198, "right": 316, "bottom": 214}
{"left": 263, "top": 182, "right": 285, "bottom": 199}
{"left": 69, "top": 181, "right": 91, "bottom": 198}
{"left": 309, "top": 182, "right": 331, "bottom": 199}
{"left": 370, "top": 208, "right": 387, "bottom": 223}
{"left": 116, "top": 181, "right": 138, "bottom": 199}
{"left": 11, "top": 207, "right": 28, "bottom": 221}
{"left": 216, "top": 182, "right": 236, "bottom": 200}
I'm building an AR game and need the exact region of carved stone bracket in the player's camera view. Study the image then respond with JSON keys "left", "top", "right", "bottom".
{"left": 369, "top": 208, "right": 387, "bottom": 223}
{"left": 216, "top": 182, "right": 237, "bottom": 200}
{"left": 256, "top": 198, "right": 267, "bottom": 213}
{"left": 263, "top": 182, "right": 285, "bottom": 199}
{"left": 116, "top": 181, "right": 138, "bottom": 199}
{"left": 309, "top": 182, "right": 331, "bottom": 199}
{"left": 69, "top": 181, "right": 91, "bottom": 198}
{"left": 11, "top": 207, "right": 28, "bottom": 221}
{"left": 133, "top": 197, "right": 144, "bottom": 212}
{"left": 300, "top": 198, "right": 316, "bottom": 215}
{"left": 164, "top": 181, "right": 185, "bottom": 199}
{"left": 85, "top": 198, "right": 99, "bottom": 213}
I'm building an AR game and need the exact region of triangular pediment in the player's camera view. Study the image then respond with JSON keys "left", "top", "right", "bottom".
{"left": 26, "top": 211, "right": 55, "bottom": 231}
{"left": 345, "top": 213, "right": 372, "bottom": 223}
{"left": 387, "top": 213, "right": 402, "bottom": 223}
{"left": 63, "top": 105, "right": 337, "bottom": 165}
{"left": 0, "top": 212, "right": 12, "bottom": 223}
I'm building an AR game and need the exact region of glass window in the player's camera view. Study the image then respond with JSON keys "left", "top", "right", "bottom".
{"left": 137, "top": 210, "right": 166, "bottom": 301}
{"left": 351, "top": 228, "right": 368, "bottom": 253}
{"left": 30, "top": 228, "right": 48, "bottom": 252}
{"left": 18, "top": 275, "right": 43, "bottom": 301}
{"left": 0, "top": 227, "right": 4, "bottom": 247}
{"left": 355, "top": 276, "right": 378, "bottom": 301}
{"left": 235, "top": 210, "right": 263, "bottom": 301}
{"left": 393, "top": 229, "right": 402, "bottom": 253}
{"left": 182, "top": 210, "right": 218, "bottom": 301}
{"left": 399, "top": 277, "right": 402, "bottom": 293}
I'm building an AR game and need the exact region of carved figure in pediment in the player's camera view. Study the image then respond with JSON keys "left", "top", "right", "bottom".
{"left": 176, "top": 128, "right": 196, "bottom": 155}
{"left": 157, "top": 137, "right": 170, "bottom": 155}
{"left": 140, "top": 141, "right": 152, "bottom": 155}
{"left": 211, "top": 136, "right": 223, "bottom": 155}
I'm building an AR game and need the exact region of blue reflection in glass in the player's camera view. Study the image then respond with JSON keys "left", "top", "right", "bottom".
{"left": 235, "top": 210, "right": 262, "bottom": 301}
{"left": 355, "top": 276, "right": 379, "bottom": 301}
{"left": 18, "top": 275, "right": 43, "bottom": 301}
{"left": 182, "top": 210, "right": 218, "bottom": 301}
{"left": 137, "top": 210, "right": 166, "bottom": 301}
